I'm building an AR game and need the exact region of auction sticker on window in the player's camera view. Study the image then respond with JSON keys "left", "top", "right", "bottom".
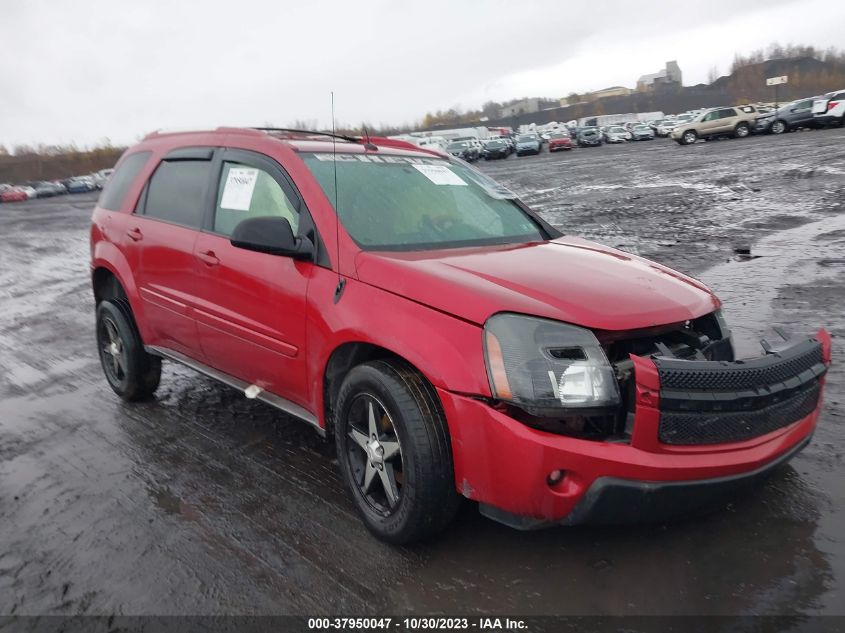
{"left": 220, "top": 167, "right": 259, "bottom": 210}
{"left": 412, "top": 164, "right": 467, "bottom": 186}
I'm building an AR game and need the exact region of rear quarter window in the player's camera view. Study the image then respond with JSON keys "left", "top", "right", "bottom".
{"left": 98, "top": 151, "right": 151, "bottom": 211}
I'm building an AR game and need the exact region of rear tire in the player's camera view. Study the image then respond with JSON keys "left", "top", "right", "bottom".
{"left": 334, "top": 359, "right": 460, "bottom": 544}
{"left": 734, "top": 123, "right": 750, "bottom": 138}
{"left": 96, "top": 300, "right": 161, "bottom": 401}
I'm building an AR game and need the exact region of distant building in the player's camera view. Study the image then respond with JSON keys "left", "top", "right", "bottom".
{"left": 637, "top": 61, "right": 682, "bottom": 91}
{"left": 500, "top": 98, "right": 541, "bottom": 117}
{"left": 588, "top": 86, "right": 633, "bottom": 99}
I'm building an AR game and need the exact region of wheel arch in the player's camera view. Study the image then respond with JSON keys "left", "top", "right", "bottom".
{"left": 90, "top": 244, "right": 149, "bottom": 341}
{"left": 322, "top": 342, "right": 437, "bottom": 438}
{"left": 92, "top": 266, "right": 128, "bottom": 304}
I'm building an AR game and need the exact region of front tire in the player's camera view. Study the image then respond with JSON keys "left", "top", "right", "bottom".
{"left": 96, "top": 300, "right": 161, "bottom": 401}
{"left": 334, "top": 359, "right": 460, "bottom": 544}
{"left": 771, "top": 120, "right": 787, "bottom": 134}
{"left": 679, "top": 130, "right": 697, "bottom": 145}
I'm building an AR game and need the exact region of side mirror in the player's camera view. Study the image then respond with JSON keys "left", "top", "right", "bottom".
{"left": 230, "top": 216, "right": 313, "bottom": 260}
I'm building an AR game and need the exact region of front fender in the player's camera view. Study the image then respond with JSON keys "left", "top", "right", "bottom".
{"left": 306, "top": 267, "right": 490, "bottom": 425}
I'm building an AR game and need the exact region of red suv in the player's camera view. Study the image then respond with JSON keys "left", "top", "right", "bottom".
{"left": 90, "top": 127, "right": 831, "bottom": 543}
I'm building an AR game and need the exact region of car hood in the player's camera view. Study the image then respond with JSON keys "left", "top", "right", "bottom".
{"left": 354, "top": 237, "right": 719, "bottom": 331}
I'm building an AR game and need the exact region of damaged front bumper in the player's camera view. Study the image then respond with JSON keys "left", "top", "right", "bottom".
{"left": 440, "top": 330, "right": 831, "bottom": 528}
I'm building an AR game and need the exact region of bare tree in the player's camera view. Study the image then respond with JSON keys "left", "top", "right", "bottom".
{"left": 707, "top": 65, "right": 720, "bottom": 84}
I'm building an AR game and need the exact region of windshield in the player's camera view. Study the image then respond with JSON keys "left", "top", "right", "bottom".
{"left": 486, "top": 140, "right": 504, "bottom": 147}
{"left": 609, "top": 127, "right": 625, "bottom": 133}
{"left": 550, "top": 132, "right": 569, "bottom": 138}
{"left": 301, "top": 153, "right": 544, "bottom": 251}
{"left": 634, "top": 125, "right": 650, "bottom": 131}
{"left": 447, "top": 142, "right": 468, "bottom": 150}
{"left": 517, "top": 134, "right": 537, "bottom": 141}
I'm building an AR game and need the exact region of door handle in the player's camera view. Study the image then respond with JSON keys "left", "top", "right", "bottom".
{"left": 197, "top": 250, "right": 220, "bottom": 266}
{"left": 127, "top": 227, "right": 143, "bottom": 241}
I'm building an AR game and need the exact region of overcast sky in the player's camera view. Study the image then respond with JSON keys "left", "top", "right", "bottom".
{"left": 2, "top": 0, "right": 844, "bottom": 149}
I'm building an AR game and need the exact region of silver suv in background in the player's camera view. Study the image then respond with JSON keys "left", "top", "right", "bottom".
{"left": 671, "top": 105, "right": 758, "bottom": 145}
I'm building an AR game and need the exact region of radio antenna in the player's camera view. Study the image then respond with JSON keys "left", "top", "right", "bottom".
{"left": 331, "top": 92, "right": 345, "bottom": 303}
{"left": 362, "top": 124, "right": 377, "bottom": 151}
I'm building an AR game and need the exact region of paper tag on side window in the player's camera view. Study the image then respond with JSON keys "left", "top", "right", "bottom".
{"left": 412, "top": 164, "right": 467, "bottom": 186}
{"left": 220, "top": 167, "right": 259, "bottom": 211}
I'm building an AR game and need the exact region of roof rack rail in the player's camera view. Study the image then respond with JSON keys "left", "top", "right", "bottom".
{"left": 252, "top": 127, "right": 360, "bottom": 144}
{"left": 142, "top": 127, "right": 267, "bottom": 141}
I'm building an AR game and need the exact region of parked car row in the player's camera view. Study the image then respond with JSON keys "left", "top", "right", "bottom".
{"left": 756, "top": 90, "right": 845, "bottom": 134}
{"left": 552, "top": 92, "right": 843, "bottom": 149}
{"left": 671, "top": 90, "right": 844, "bottom": 144}
{"left": 0, "top": 168, "right": 114, "bottom": 204}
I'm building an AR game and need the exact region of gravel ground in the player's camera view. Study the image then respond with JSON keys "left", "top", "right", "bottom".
{"left": 1, "top": 128, "right": 844, "bottom": 620}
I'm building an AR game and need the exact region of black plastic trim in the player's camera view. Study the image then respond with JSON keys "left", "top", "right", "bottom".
{"left": 654, "top": 338, "right": 824, "bottom": 393}
{"left": 164, "top": 147, "right": 215, "bottom": 161}
{"left": 652, "top": 338, "right": 826, "bottom": 445}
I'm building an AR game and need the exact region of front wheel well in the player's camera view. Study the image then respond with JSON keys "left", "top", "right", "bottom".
{"left": 92, "top": 267, "right": 127, "bottom": 305}
{"left": 323, "top": 343, "right": 431, "bottom": 438}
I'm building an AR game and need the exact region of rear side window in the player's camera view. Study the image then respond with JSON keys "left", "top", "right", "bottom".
{"left": 141, "top": 160, "right": 212, "bottom": 228}
{"left": 98, "top": 151, "right": 150, "bottom": 211}
{"left": 720, "top": 108, "right": 738, "bottom": 118}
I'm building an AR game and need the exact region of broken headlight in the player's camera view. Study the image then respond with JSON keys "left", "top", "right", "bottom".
{"left": 483, "top": 313, "right": 621, "bottom": 416}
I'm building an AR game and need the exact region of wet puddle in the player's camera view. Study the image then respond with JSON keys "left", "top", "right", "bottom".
{"left": 699, "top": 213, "right": 845, "bottom": 357}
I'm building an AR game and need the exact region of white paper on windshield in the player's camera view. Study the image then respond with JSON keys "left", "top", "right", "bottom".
{"left": 412, "top": 164, "right": 467, "bottom": 186}
{"left": 220, "top": 167, "right": 259, "bottom": 211}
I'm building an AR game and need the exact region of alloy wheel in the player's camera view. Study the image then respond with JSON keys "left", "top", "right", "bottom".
{"left": 345, "top": 394, "right": 403, "bottom": 516}
{"left": 98, "top": 316, "right": 127, "bottom": 385}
